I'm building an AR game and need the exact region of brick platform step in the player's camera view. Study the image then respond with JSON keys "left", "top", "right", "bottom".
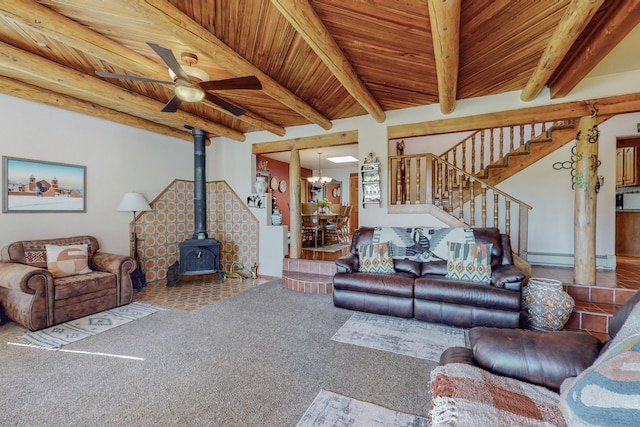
{"left": 282, "top": 270, "right": 333, "bottom": 294}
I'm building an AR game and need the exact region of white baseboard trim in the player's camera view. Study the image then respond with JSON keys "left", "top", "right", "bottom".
{"left": 527, "top": 252, "right": 616, "bottom": 270}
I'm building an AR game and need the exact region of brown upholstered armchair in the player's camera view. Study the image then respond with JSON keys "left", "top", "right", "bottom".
{"left": 0, "top": 236, "right": 136, "bottom": 331}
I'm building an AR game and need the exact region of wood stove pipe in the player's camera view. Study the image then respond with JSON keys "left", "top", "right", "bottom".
{"left": 190, "top": 126, "right": 208, "bottom": 239}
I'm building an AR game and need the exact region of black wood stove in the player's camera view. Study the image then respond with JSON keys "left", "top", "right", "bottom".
{"left": 167, "top": 126, "right": 222, "bottom": 287}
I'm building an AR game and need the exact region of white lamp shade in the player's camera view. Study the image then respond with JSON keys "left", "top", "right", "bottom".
{"left": 117, "top": 192, "right": 151, "bottom": 212}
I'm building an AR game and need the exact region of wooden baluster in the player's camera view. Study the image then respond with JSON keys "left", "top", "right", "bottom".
{"left": 541, "top": 121, "right": 547, "bottom": 139}
{"left": 395, "top": 158, "right": 402, "bottom": 205}
{"left": 493, "top": 193, "right": 499, "bottom": 227}
{"left": 471, "top": 135, "right": 477, "bottom": 174}
{"left": 490, "top": 128, "right": 495, "bottom": 164}
{"left": 462, "top": 139, "right": 467, "bottom": 174}
{"left": 510, "top": 126, "right": 515, "bottom": 152}
{"left": 404, "top": 157, "right": 410, "bottom": 204}
{"left": 520, "top": 124, "right": 525, "bottom": 151}
{"left": 458, "top": 172, "right": 464, "bottom": 221}
{"left": 481, "top": 185, "right": 487, "bottom": 227}
{"left": 480, "top": 131, "right": 485, "bottom": 171}
{"left": 416, "top": 156, "right": 421, "bottom": 204}
{"left": 499, "top": 127, "right": 504, "bottom": 160}
{"left": 469, "top": 181, "right": 476, "bottom": 226}
{"left": 505, "top": 199, "right": 511, "bottom": 237}
{"left": 447, "top": 166, "right": 453, "bottom": 212}
{"left": 437, "top": 159, "right": 443, "bottom": 208}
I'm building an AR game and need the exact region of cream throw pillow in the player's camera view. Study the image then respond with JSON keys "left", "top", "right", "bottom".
{"left": 46, "top": 244, "right": 92, "bottom": 278}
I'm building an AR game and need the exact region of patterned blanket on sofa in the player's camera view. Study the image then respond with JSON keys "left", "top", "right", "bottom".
{"left": 371, "top": 227, "right": 475, "bottom": 262}
{"left": 429, "top": 363, "right": 566, "bottom": 426}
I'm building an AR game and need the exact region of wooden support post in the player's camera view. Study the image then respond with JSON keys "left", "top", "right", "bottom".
{"left": 574, "top": 114, "right": 598, "bottom": 285}
{"left": 289, "top": 149, "right": 301, "bottom": 259}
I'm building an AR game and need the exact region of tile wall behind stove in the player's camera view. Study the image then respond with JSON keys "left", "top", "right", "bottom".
{"left": 133, "top": 179, "right": 259, "bottom": 283}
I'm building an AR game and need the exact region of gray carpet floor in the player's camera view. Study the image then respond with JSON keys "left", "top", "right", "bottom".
{"left": 0, "top": 280, "right": 436, "bottom": 426}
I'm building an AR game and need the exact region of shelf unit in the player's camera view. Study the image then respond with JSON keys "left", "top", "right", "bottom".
{"left": 361, "top": 162, "right": 381, "bottom": 207}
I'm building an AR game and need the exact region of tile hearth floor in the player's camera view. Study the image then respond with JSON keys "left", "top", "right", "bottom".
{"left": 133, "top": 275, "right": 276, "bottom": 311}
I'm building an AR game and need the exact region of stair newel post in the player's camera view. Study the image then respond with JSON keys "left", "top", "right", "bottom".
{"left": 425, "top": 155, "right": 433, "bottom": 205}
{"left": 574, "top": 114, "right": 599, "bottom": 285}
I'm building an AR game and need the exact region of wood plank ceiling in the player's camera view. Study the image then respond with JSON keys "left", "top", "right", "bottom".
{"left": 0, "top": 0, "right": 638, "bottom": 143}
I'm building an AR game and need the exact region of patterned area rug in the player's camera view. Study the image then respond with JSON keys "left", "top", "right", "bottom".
{"left": 297, "top": 390, "right": 428, "bottom": 426}
{"left": 331, "top": 312, "right": 467, "bottom": 361}
{"left": 19, "top": 301, "right": 165, "bottom": 349}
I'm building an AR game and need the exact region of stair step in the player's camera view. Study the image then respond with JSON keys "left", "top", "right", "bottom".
{"left": 282, "top": 270, "right": 333, "bottom": 294}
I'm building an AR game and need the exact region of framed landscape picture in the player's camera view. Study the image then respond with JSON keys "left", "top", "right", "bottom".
{"left": 2, "top": 156, "right": 86, "bottom": 213}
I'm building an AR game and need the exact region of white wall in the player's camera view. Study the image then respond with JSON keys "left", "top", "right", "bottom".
{"left": 0, "top": 95, "right": 193, "bottom": 255}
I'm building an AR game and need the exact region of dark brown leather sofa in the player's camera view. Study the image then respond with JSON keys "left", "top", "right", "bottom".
{"left": 332, "top": 226, "right": 526, "bottom": 328}
{"left": 429, "top": 290, "right": 640, "bottom": 426}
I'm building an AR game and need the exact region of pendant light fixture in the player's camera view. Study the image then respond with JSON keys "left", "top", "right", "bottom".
{"left": 307, "top": 152, "right": 332, "bottom": 185}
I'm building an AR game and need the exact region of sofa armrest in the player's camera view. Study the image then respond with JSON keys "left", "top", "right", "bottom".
{"left": 439, "top": 346, "right": 477, "bottom": 366}
{"left": 335, "top": 253, "right": 359, "bottom": 273}
{"left": 92, "top": 251, "right": 136, "bottom": 276}
{"left": 0, "top": 261, "right": 51, "bottom": 293}
{"left": 491, "top": 264, "right": 525, "bottom": 290}
{"left": 470, "top": 327, "right": 603, "bottom": 392}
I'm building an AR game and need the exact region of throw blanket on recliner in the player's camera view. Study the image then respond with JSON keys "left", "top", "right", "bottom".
{"left": 371, "top": 227, "right": 475, "bottom": 262}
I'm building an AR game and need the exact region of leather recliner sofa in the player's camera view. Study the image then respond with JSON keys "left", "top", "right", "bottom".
{"left": 332, "top": 226, "right": 527, "bottom": 329}
{"left": 0, "top": 236, "right": 136, "bottom": 330}
{"left": 430, "top": 290, "right": 640, "bottom": 426}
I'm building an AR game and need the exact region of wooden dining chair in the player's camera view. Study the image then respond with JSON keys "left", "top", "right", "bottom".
{"left": 301, "top": 213, "right": 321, "bottom": 248}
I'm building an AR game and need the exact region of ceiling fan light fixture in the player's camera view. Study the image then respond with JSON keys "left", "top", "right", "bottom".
{"left": 168, "top": 66, "right": 210, "bottom": 83}
{"left": 174, "top": 81, "right": 205, "bottom": 102}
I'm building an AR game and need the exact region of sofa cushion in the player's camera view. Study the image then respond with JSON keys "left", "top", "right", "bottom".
{"left": 358, "top": 242, "right": 395, "bottom": 273}
{"left": 46, "top": 244, "right": 92, "bottom": 278}
{"left": 332, "top": 272, "right": 414, "bottom": 298}
{"left": 470, "top": 327, "right": 603, "bottom": 391}
{"left": 53, "top": 271, "right": 116, "bottom": 300}
{"left": 559, "top": 335, "right": 640, "bottom": 425}
{"left": 393, "top": 258, "right": 421, "bottom": 277}
{"left": 445, "top": 242, "right": 492, "bottom": 284}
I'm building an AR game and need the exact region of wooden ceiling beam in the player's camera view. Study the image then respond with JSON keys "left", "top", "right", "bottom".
{"left": 0, "top": 76, "right": 194, "bottom": 142}
{"left": 0, "top": 1, "right": 283, "bottom": 137}
{"left": 271, "top": 0, "right": 386, "bottom": 123}
{"left": 252, "top": 130, "right": 358, "bottom": 155}
{"left": 427, "top": 0, "right": 461, "bottom": 114}
{"left": 520, "top": 0, "right": 604, "bottom": 102}
{"left": 0, "top": 41, "right": 245, "bottom": 141}
{"left": 549, "top": 0, "right": 640, "bottom": 99}
{"left": 389, "top": 92, "right": 640, "bottom": 138}
{"left": 122, "top": 0, "right": 332, "bottom": 131}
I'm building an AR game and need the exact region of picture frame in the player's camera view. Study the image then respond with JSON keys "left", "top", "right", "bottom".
{"left": 3, "top": 156, "right": 86, "bottom": 213}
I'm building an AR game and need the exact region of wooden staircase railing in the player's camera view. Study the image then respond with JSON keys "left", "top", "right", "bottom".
{"left": 439, "top": 120, "right": 575, "bottom": 180}
{"left": 388, "top": 154, "right": 532, "bottom": 258}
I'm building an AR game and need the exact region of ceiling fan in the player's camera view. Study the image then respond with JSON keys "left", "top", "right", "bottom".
{"left": 95, "top": 42, "right": 261, "bottom": 116}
